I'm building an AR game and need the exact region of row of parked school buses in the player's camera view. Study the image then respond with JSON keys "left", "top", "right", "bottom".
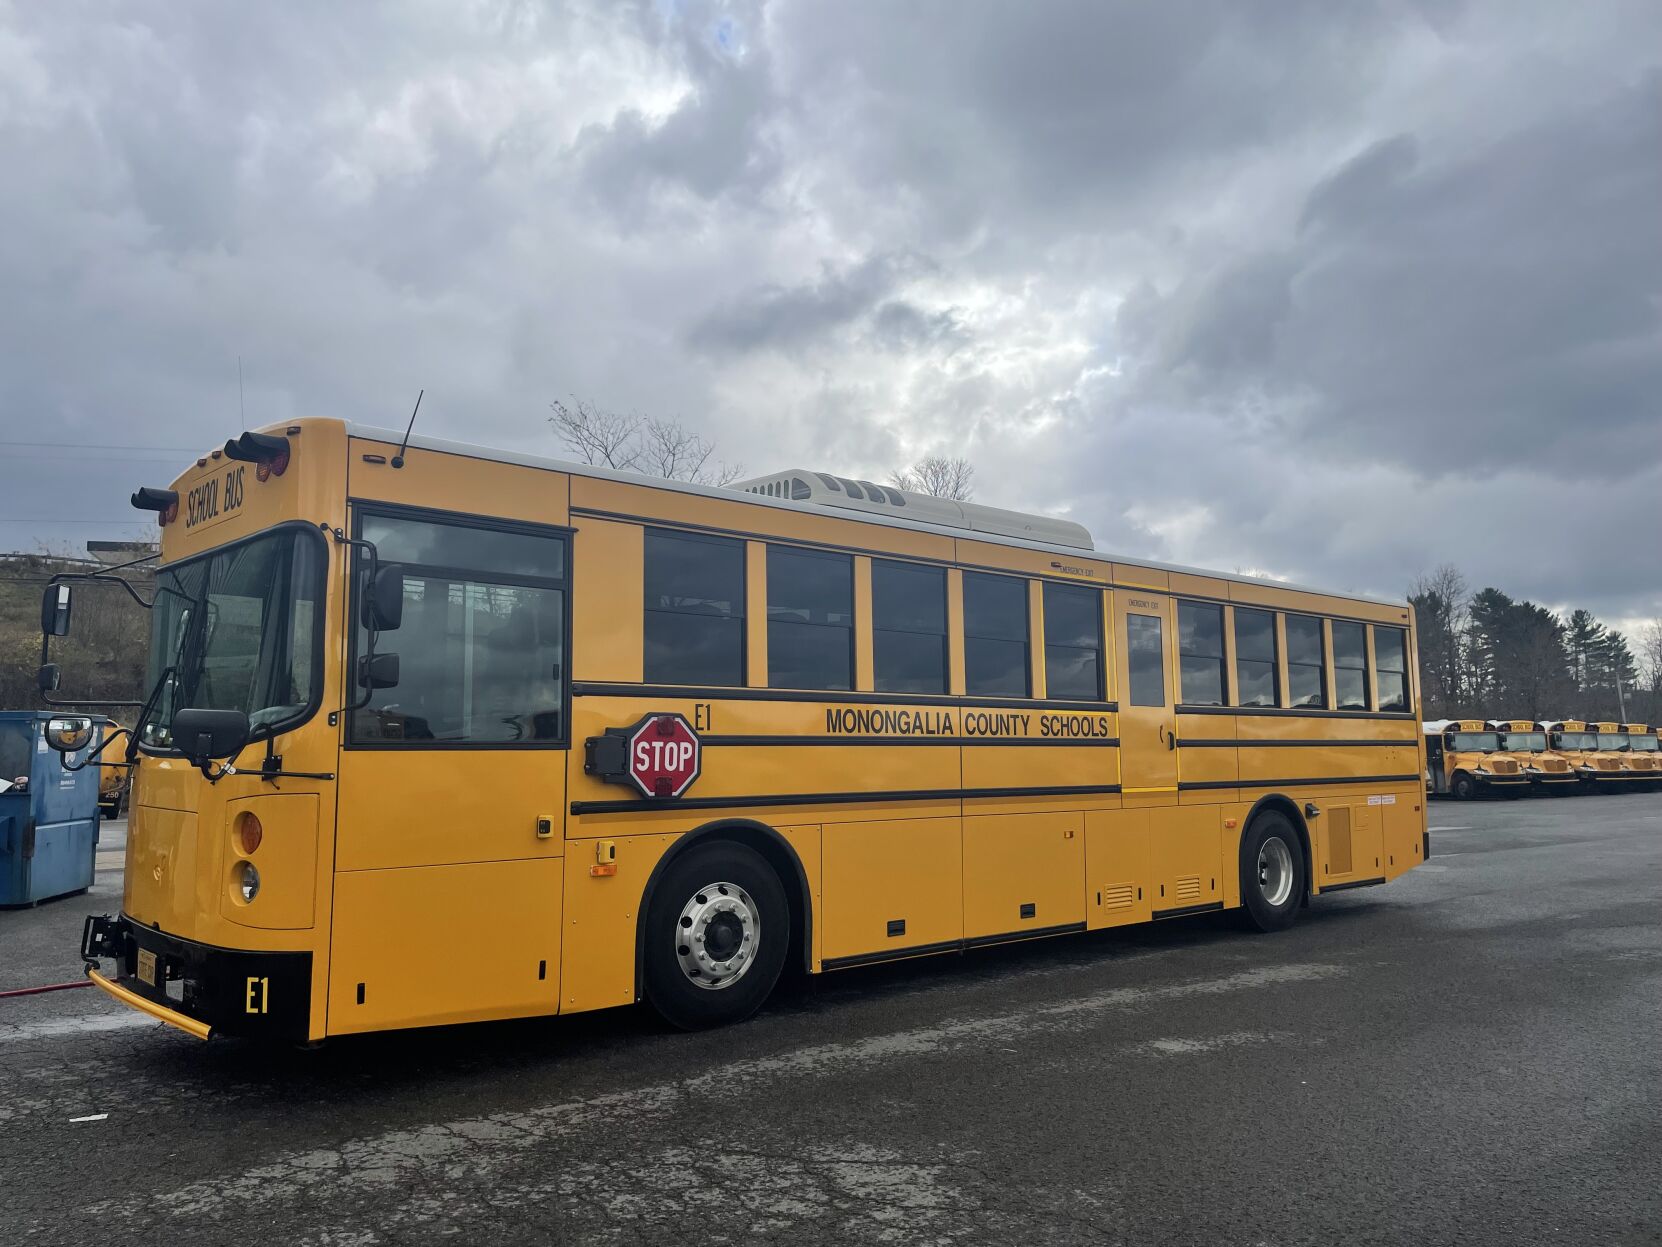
{"left": 1424, "top": 719, "right": 1660, "bottom": 798}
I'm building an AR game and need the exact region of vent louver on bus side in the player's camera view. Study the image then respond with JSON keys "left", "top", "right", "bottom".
{"left": 730, "top": 468, "right": 1094, "bottom": 550}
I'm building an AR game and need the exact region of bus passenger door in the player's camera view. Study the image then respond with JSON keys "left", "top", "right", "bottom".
{"left": 1114, "top": 592, "right": 1177, "bottom": 796}
{"left": 330, "top": 502, "right": 571, "bottom": 1035}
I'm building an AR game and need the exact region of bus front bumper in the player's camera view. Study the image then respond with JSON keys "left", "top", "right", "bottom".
{"left": 1474, "top": 774, "right": 1529, "bottom": 789}
{"left": 81, "top": 914, "right": 312, "bottom": 1043}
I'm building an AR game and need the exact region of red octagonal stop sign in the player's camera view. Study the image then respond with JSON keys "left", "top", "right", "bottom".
{"left": 627, "top": 713, "right": 702, "bottom": 799}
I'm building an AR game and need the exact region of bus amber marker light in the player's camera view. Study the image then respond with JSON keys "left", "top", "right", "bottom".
{"left": 235, "top": 812, "right": 263, "bottom": 856}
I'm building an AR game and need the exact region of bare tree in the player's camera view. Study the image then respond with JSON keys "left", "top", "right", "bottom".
{"left": 890, "top": 455, "right": 974, "bottom": 501}
{"left": 548, "top": 398, "right": 742, "bottom": 485}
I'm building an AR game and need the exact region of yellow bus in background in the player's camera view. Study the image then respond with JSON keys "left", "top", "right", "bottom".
{"left": 96, "top": 720, "right": 130, "bottom": 820}
{"left": 1590, "top": 722, "right": 1647, "bottom": 790}
{"left": 1541, "top": 720, "right": 1608, "bottom": 793}
{"left": 42, "top": 419, "right": 1429, "bottom": 1042}
{"left": 1620, "top": 724, "right": 1658, "bottom": 789}
{"left": 1490, "top": 720, "right": 1578, "bottom": 794}
{"left": 1423, "top": 720, "right": 1528, "bottom": 799}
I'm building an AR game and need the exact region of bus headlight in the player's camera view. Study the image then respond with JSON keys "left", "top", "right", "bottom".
{"left": 238, "top": 862, "right": 261, "bottom": 903}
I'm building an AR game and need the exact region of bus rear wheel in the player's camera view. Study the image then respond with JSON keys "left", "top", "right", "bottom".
{"left": 643, "top": 840, "right": 788, "bottom": 1031}
{"left": 1240, "top": 811, "right": 1305, "bottom": 933}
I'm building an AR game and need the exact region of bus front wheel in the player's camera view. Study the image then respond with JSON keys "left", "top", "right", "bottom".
{"left": 1239, "top": 811, "right": 1305, "bottom": 933}
{"left": 643, "top": 840, "right": 789, "bottom": 1030}
{"left": 1450, "top": 772, "right": 1476, "bottom": 800}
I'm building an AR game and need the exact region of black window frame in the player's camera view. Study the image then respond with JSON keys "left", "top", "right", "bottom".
{"left": 870, "top": 558, "right": 949, "bottom": 695}
{"left": 1373, "top": 625, "right": 1409, "bottom": 713}
{"left": 1284, "top": 613, "right": 1328, "bottom": 710}
{"left": 1042, "top": 582, "right": 1105, "bottom": 702}
{"left": 1331, "top": 620, "right": 1370, "bottom": 711}
{"left": 766, "top": 543, "right": 855, "bottom": 692}
{"left": 644, "top": 525, "right": 748, "bottom": 690}
{"left": 347, "top": 501, "right": 573, "bottom": 750}
{"left": 1232, "top": 605, "right": 1280, "bottom": 709}
{"left": 1176, "top": 599, "right": 1226, "bottom": 707}
{"left": 962, "top": 570, "right": 1032, "bottom": 699}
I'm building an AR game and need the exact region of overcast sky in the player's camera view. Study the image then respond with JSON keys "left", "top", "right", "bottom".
{"left": 2, "top": 1, "right": 1658, "bottom": 630}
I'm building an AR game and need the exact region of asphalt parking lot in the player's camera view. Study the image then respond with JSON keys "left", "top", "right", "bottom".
{"left": 2, "top": 798, "right": 1659, "bottom": 1246}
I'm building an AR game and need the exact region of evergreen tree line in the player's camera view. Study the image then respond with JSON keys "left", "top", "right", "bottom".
{"left": 1410, "top": 565, "right": 1662, "bottom": 724}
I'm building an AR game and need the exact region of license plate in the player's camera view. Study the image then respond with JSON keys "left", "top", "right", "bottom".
{"left": 137, "top": 949, "right": 157, "bottom": 987}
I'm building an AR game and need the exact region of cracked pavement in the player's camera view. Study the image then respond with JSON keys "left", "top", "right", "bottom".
{"left": 2, "top": 800, "right": 1659, "bottom": 1245}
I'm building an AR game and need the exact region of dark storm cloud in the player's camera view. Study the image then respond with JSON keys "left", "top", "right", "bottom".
{"left": 1, "top": 0, "right": 1658, "bottom": 630}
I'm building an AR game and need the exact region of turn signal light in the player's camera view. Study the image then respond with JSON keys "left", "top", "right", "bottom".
{"left": 589, "top": 864, "right": 617, "bottom": 877}
{"left": 235, "top": 812, "right": 263, "bottom": 856}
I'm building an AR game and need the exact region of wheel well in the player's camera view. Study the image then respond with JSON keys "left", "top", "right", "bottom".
{"left": 1242, "top": 795, "right": 1314, "bottom": 906}
{"left": 633, "top": 819, "right": 812, "bottom": 1000}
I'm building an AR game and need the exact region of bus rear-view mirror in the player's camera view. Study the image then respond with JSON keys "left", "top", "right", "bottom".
{"left": 37, "top": 663, "right": 61, "bottom": 693}
{"left": 358, "top": 652, "right": 400, "bottom": 690}
{"left": 41, "top": 583, "right": 72, "bottom": 637}
{"left": 45, "top": 716, "right": 95, "bottom": 753}
{"left": 365, "top": 566, "right": 404, "bottom": 632}
{"left": 171, "top": 708, "right": 250, "bottom": 765}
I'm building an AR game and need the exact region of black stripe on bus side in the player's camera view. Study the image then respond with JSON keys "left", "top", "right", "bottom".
{"left": 1151, "top": 902, "right": 1225, "bottom": 920}
{"left": 1176, "top": 705, "right": 1417, "bottom": 721}
{"left": 963, "top": 922, "right": 1087, "bottom": 950}
{"left": 1179, "top": 738, "right": 1414, "bottom": 748}
{"left": 1320, "top": 877, "right": 1387, "bottom": 893}
{"left": 821, "top": 940, "right": 964, "bottom": 971}
{"left": 701, "top": 735, "right": 1120, "bottom": 748}
{"left": 1177, "top": 773, "right": 1420, "bottom": 791}
{"left": 820, "top": 923, "right": 1088, "bottom": 972}
{"left": 573, "top": 681, "right": 1117, "bottom": 713}
{"left": 570, "top": 784, "right": 1123, "bottom": 816}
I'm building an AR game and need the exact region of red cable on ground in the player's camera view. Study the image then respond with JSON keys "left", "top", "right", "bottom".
{"left": 0, "top": 980, "right": 96, "bottom": 998}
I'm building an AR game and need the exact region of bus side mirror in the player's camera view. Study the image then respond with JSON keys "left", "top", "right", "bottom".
{"left": 41, "top": 583, "right": 72, "bottom": 637}
{"left": 171, "top": 708, "right": 250, "bottom": 766}
{"left": 37, "top": 663, "right": 61, "bottom": 693}
{"left": 44, "top": 716, "right": 95, "bottom": 753}
{"left": 358, "top": 652, "right": 400, "bottom": 690}
{"left": 364, "top": 566, "right": 404, "bottom": 632}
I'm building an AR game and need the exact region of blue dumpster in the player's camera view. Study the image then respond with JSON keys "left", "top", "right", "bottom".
{"left": 0, "top": 711, "right": 102, "bottom": 907}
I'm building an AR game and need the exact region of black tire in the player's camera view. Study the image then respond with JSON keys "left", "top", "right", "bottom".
{"left": 642, "top": 840, "right": 789, "bottom": 1031}
{"left": 1451, "top": 772, "right": 1476, "bottom": 801}
{"left": 1239, "top": 811, "right": 1305, "bottom": 933}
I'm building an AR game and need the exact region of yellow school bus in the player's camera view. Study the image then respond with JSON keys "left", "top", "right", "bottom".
{"left": 1490, "top": 720, "right": 1579, "bottom": 794}
{"left": 43, "top": 419, "right": 1429, "bottom": 1041}
{"left": 1422, "top": 719, "right": 1528, "bottom": 799}
{"left": 1588, "top": 721, "right": 1647, "bottom": 790}
{"left": 1619, "top": 724, "right": 1658, "bottom": 789}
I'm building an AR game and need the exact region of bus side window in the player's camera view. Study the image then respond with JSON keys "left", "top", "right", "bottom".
{"left": 1373, "top": 626, "right": 1408, "bottom": 712}
{"left": 1284, "top": 614, "right": 1327, "bottom": 709}
{"left": 1176, "top": 601, "right": 1224, "bottom": 706}
{"left": 766, "top": 545, "right": 853, "bottom": 691}
{"left": 1331, "top": 621, "right": 1368, "bottom": 711}
{"left": 963, "top": 572, "right": 1030, "bottom": 698}
{"left": 1043, "top": 583, "right": 1103, "bottom": 701}
{"left": 1233, "top": 607, "right": 1278, "bottom": 707}
{"left": 352, "top": 512, "right": 567, "bottom": 744}
{"left": 644, "top": 529, "right": 745, "bottom": 686}
{"left": 872, "top": 560, "right": 947, "bottom": 695}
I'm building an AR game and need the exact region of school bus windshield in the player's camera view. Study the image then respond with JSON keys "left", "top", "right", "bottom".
{"left": 1504, "top": 731, "right": 1545, "bottom": 752}
{"left": 139, "top": 527, "right": 325, "bottom": 749}
{"left": 1628, "top": 736, "right": 1659, "bottom": 752}
{"left": 1594, "top": 733, "right": 1627, "bottom": 751}
{"left": 1449, "top": 732, "right": 1502, "bottom": 752}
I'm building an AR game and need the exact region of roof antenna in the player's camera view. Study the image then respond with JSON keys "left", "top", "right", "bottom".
{"left": 391, "top": 389, "right": 423, "bottom": 469}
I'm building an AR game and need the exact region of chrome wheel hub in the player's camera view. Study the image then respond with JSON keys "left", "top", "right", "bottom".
{"left": 674, "top": 882, "right": 760, "bottom": 991}
{"left": 1257, "top": 836, "right": 1294, "bottom": 908}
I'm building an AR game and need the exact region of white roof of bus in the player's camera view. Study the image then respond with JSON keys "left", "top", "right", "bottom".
{"left": 345, "top": 422, "right": 1410, "bottom": 609}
